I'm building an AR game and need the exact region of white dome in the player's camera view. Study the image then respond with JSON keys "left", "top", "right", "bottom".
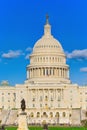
{"left": 26, "top": 17, "right": 70, "bottom": 84}
{"left": 33, "top": 35, "right": 64, "bottom": 53}
{"left": 33, "top": 22, "right": 64, "bottom": 55}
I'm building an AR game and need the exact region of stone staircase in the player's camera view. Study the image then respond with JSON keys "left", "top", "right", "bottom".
{"left": 0, "top": 110, "right": 18, "bottom": 125}
{"left": 6, "top": 110, "right": 18, "bottom": 125}
{"left": 1, "top": 110, "right": 10, "bottom": 125}
{"left": 0, "top": 110, "right": 7, "bottom": 122}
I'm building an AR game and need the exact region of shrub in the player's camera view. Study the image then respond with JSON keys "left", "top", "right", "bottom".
{"left": 81, "top": 119, "right": 87, "bottom": 127}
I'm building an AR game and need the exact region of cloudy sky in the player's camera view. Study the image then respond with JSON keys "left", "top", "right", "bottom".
{"left": 0, "top": 0, "right": 87, "bottom": 86}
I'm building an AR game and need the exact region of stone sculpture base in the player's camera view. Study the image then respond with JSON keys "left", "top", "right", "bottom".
{"left": 17, "top": 112, "right": 29, "bottom": 130}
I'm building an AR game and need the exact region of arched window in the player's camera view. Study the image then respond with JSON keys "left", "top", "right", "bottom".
{"left": 50, "top": 112, "right": 53, "bottom": 118}
{"left": 37, "top": 112, "right": 40, "bottom": 118}
{"left": 30, "top": 112, "right": 34, "bottom": 118}
{"left": 69, "top": 114, "right": 72, "bottom": 117}
{"left": 43, "top": 112, "right": 47, "bottom": 117}
{"left": 63, "top": 112, "right": 66, "bottom": 117}
{"left": 55, "top": 112, "right": 59, "bottom": 117}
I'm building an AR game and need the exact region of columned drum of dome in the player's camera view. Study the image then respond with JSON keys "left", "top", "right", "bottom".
{"left": 26, "top": 17, "right": 70, "bottom": 84}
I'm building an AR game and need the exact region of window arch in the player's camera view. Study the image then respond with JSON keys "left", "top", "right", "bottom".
{"left": 37, "top": 112, "right": 40, "bottom": 118}
{"left": 62, "top": 112, "right": 66, "bottom": 117}
{"left": 55, "top": 112, "right": 59, "bottom": 117}
{"left": 43, "top": 112, "right": 48, "bottom": 117}
{"left": 50, "top": 112, "right": 53, "bottom": 118}
{"left": 30, "top": 112, "right": 34, "bottom": 118}
{"left": 69, "top": 114, "right": 72, "bottom": 117}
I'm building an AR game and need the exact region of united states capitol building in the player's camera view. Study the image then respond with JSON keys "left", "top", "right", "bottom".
{"left": 0, "top": 17, "right": 87, "bottom": 125}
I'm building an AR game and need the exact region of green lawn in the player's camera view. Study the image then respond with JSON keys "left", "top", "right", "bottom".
{"left": 4, "top": 126, "right": 87, "bottom": 130}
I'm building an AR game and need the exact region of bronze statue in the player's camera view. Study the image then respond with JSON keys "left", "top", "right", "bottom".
{"left": 21, "top": 99, "right": 26, "bottom": 111}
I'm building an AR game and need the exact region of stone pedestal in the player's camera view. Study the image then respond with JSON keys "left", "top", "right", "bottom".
{"left": 17, "top": 112, "right": 29, "bottom": 130}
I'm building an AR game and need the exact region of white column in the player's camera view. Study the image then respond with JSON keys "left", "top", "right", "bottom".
{"left": 31, "top": 69, "right": 32, "bottom": 78}
{"left": 64, "top": 68, "right": 65, "bottom": 78}
{"left": 41, "top": 68, "right": 43, "bottom": 76}
{"left": 38, "top": 68, "right": 40, "bottom": 77}
{"left": 34, "top": 68, "right": 36, "bottom": 77}
{"left": 59, "top": 68, "right": 61, "bottom": 77}
{"left": 60, "top": 68, "right": 62, "bottom": 77}
{"left": 27, "top": 70, "right": 29, "bottom": 79}
{"left": 63, "top": 68, "right": 64, "bottom": 78}
{"left": 61, "top": 68, "right": 63, "bottom": 78}
{"left": 65, "top": 69, "right": 67, "bottom": 78}
{"left": 37, "top": 68, "right": 39, "bottom": 77}
{"left": 48, "top": 68, "right": 50, "bottom": 75}
{"left": 67, "top": 69, "right": 69, "bottom": 79}
{"left": 30, "top": 69, "right": 31, "bottom": 78}
{"left": 45, "top": 68, "right": 46, "bottom": 76}
{"left": 40, "top": 68, "right": 41, "bottom": 76}
{"left": 36, "top": 68, "right": 37, "bottom": 77}
{"left": 33, "top": 68, "right": 34, "bottom": 78}
{"left": 58, "top": 68, "right": 59, "bottom": 77}
{"left": 56, "top": 68, "right": 58, "bottom": 77}
{"left": 43, "top": 68, "right": 44, "bottom": 76}
{"left": 51, "top": 68, "right": 53, "bottom": 76}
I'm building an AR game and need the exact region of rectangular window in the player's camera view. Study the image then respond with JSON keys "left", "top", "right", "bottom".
{"left": 2, "top": 97, "right": 4, "bottom": 102}
{"left": 33, "top": 104, "right": 35, "bottom": 107}
{"left": 32, "top": 98, "right": 35, "bottom": 101}
{"left": 40, "top": 104, "right": 42, "bottom": 107}
{"left": 40, "top": 96, "right": 42, "bottom": 101}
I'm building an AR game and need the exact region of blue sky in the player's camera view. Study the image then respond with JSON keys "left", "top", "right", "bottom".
{"left": 0, "top": 0, "right": 87, "bottom": 86}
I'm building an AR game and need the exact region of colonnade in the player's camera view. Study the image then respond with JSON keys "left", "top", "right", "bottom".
{"left": 27, "top": 67, "right": 69, "bottom": 79}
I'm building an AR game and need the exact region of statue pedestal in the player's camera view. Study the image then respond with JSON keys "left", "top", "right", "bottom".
{"left": 17, "top": 112, "right": 29, "bottom": 130}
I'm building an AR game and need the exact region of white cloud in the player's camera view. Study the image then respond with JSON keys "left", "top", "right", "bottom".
{"left": 80, "top": 67, "right": 87, "bottom": 72}
{"left": 25, "top": 47, "right": 32, "bottom": 60}
{"left": 25, "top": 54, "right": 30, "bottom": 59}
{"left": 66, "top": 49, "right": 87, "bottom": 59}
{"left": 2, "top": 50, "right": 23, "bottom": 59}
{"left": 26, "top": 47, "right": 32, "bottom": 52}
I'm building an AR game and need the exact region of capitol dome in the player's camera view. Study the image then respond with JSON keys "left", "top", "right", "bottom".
{"left": 33, "top": 18, "right": 64, "bottom": 55}
{"left": 26, "top": 16, "right": 70, "bottom": 84}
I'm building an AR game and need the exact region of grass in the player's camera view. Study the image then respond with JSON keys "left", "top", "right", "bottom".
{"left": 4, "top": 126, "right": 87, "bottom": 130}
